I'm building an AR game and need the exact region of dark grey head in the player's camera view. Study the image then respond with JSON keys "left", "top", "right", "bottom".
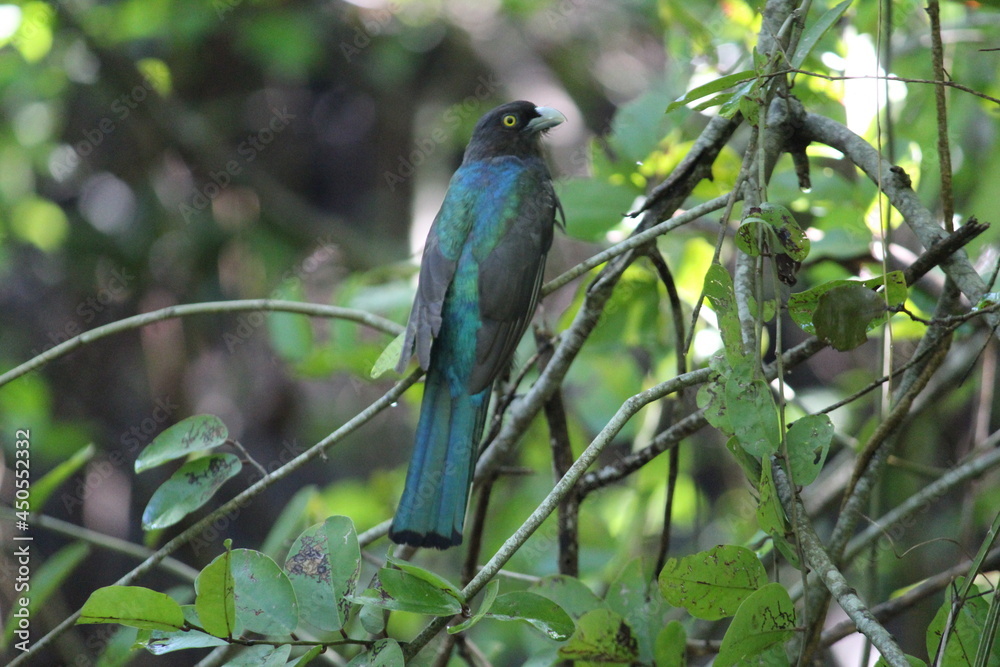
{"left": 463, "top": 100, "right": 566, "bottom": 162}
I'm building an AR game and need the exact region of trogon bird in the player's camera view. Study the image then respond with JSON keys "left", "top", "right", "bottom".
{"left": 390, "top": 101, "right": 566, "bottom": 549}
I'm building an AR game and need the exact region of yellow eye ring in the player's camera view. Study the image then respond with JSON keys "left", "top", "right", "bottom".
{"left": 502, "top": 114, "right": 518, "bottom": 127}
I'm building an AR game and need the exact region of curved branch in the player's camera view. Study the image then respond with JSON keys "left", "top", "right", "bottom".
{"left": 801, "top": 113, "right": 996, "bottom": 328}
{"left": 541, "top": 194, "right": 729, "bottom": 297}
{"left": 0, "top": 299, "right": 403, "bottom": 388}
{"left": 773, "top": 464, "right": 910, "bottom": 667}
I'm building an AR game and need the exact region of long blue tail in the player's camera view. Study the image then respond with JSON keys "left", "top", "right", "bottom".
{"left": 389, "top": 365, "right": 491, "bottom": 549}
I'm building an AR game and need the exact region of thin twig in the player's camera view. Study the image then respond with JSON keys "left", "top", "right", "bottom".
{"left": 822, "top": 546, "right": 1000, "bottom": 646}
{"left": 0, "top": 299, "right": 403, "bottom": 388}
{"left": 536, "top": 329, "right": 579, "bottom": 577}
{"left": 773, "top": 464, "right": 910, "bottom": 667}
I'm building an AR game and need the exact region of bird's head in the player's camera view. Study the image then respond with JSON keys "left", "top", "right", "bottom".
{"left": 464, "top": 100, "right": 566, "bottom": 162}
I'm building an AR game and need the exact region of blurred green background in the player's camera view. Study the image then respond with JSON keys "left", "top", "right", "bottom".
{"left": 1, "top": 0, "right": 1000, "bottom": 664}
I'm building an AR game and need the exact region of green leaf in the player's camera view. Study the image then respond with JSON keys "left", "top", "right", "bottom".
{"left": 267, "top": 281, "right": 312, "bottom": 363}
{"left": 3, "top": 542, "right": 89, "bottom": 647}
{"left": 230, "top": 549, "right": 298, "bottom": 635}
{"left": 785, "top": 414, "right": 833, "bottom": 486}
{"left": 609, "top": 81, "right": 679, "bottom": 164}
{"left": 927, "top": 588, "right": 998, "bottom": 665}
{"left": 78, "top": 586, "right": 185, "bottom": 631}
{"left": 814, "top": 284, "right": 888, "bottom": 350}
{"left": 344, "top": 638, "right": 404, "bottom": 666}
{"left": 141, "top": 453, "right": 242, "bottom": 530}
{"left": 367, "top": 567, "right": 463, "bottom": 616}
{"left": 556, "top": 178, "right": 640, "bottom": 243}
{"left": 699, "top": 370, "right": 731, "bottom": 434}
{"left": 292, "top": 644, "right": 326, "bottom": 667}
{"left": 325, "top": 515, "right": 362, "bottom": 629}
{"left": 726, "top": 435, "right": 763, "bottom": 486}
{"left": 268, "top": 311, "right": 313, "bottom": 364}
{"left": 655, "top": 620, "right": 687, "bottom": 667}
{"left": 531, "top": 575, "right": 603, "bottom": 619}
{"left": 284, "top": 518, "right": 360, "bottom": 632}
{"left": 140, "top": 613, "right": 228, "bottom": 654}
{"left": 739, "top": 92, "right": 761, "bottom": 126}
{"left": 788, "top": 272, "right": 907, "bottom": 340}
{"left": 10, "top": 196, "right": 69, "bottom": 251}
{"left": 704, "top": 263, "right": 744, "bottom": 361}
{"left": 558, "top": 608, "right": 639, "bottom": 661}
{"left": 486, "top": 591, "right": 575, "bottom": 641}
{"left": 716, "top": 583, "right": 796, "bottom": 667}
{"left": 735, "top": 204, "right": 810, "bottom": 261}
{"left": 386, "top": 555, "right": 464, "bottom": 604}
{"left": 756, "top": 464, "right": 786, "bottom": 538}
{"left": 726, "top": 376, "right": 780, "bottom": 457}
{"left": 29, "top": 443, "right": 94, "bottom": 510}
{"left": 791, "top": 0, "right": 854, "bottom": 69}
{"left": 448, "top": 579, "right": 499, "bottom": 634}
{"left": 371, "top": 331, "right": 406, "bottom": 378}
{"left": 875, "top": 656, "right": 927, "bottom": 667}
{"left": 195, "top": 547, "right": 236, "bottom": 638}
{"left": 223, "top": 643, "right": 292, "bottom": 666}
{"left": 719, "top": 78, "right": 760, "bottom": 119}
{"left": 973, "top": 292, "right": 1000, "bottom": 312}
{"left": 666, "top": 70, "right": 757, "bottom": 113}
{"left": 658, "top": 545, "right": 767, "bottom": 620}
{"left": 134, "top": 415, "right": 228, "bottom": 473}
{"left": 604, "top": 558, "right": 670, "bottom": 664}
{"left": 358, "top": 580, "right": 387, "bottom": 635}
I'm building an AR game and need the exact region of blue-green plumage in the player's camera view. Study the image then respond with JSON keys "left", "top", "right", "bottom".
{"left": 390, "top": 101, "right": 565, "bottom": 549}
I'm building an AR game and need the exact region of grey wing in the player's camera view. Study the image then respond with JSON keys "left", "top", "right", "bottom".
{"left": 396, "top": 230, "right": 457, "bottom": 373}
{"left": 468, "top": 177, "right": 559, "bottom": 393}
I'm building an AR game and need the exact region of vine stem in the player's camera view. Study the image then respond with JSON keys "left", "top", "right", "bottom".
{"left": 0, "top": 299, "right": 404, "bottom": 388}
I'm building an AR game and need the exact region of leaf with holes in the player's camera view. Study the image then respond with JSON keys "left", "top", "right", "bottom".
{"left": 135, "top": 415, "right": 228, "bottom": 473}
{"left": 813, "top": 283, "right": 888, "bottom": 351}
{"left": 788, "top": 272, "right": 907, "bottom": 339}
{"left": 284, "top": 518, "right": 359, "bottom": 632}
{"left": 716, "top": 583, "right": 796, "bottom": 666}
{"left": 558, "top": 608, "right": 638, "bottom": 661}
{"left": 786, "top": 414, "right": 833, "bottom": 485}
{"left": 141, "top": 454, "right": 242, "bottom": 530}
{"left": 231, "top": 549, "right": 298, "bottom": 635}
{"left": 735, "top": 204, "right": 809, "bottom": 261}
{"left": 195, "top": 547, "right": 236, "bottom": 638}
{"left": 78, "top": 586, "right": 185, "bottom": 631}
{"left": 659, "top": 545, "right": 767, "bottom": 620}
{"left": 486, "top": 591, "right": 574, "bottom": 641}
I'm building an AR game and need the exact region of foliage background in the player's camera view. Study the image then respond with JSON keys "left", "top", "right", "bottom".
{"left": 1, "top": 0, "right": 999, "bottom": 665}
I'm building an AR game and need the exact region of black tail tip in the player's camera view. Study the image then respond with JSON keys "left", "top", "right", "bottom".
{"left": 388, "top": 527, "right": 463, "bottom": 550}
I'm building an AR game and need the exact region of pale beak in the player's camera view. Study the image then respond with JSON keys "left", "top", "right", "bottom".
{"left": 526, "top": 106, "right": 567, "bottom": 133}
